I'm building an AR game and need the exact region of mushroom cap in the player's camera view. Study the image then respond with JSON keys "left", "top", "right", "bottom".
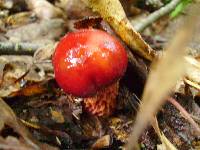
{"left": 52, "top": 29, "right": 127, "bottom": 97}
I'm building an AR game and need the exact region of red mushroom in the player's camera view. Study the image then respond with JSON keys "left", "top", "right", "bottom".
{"left": 52, "top": 29, "right": 127, "bottom": 116}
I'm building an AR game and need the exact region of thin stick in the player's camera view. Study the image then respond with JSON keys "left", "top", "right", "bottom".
{"left": 134, "top": 0, "right": 182, "bottom": 32}
{"left": 0, "top": 42, "right": 40, "bottom": 55}
{"left": 167, "top": 97, "right": 200, "bottom": 134}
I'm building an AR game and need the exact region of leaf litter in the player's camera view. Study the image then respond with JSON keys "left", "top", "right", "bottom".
{"left": 0, "top": 0, "right": 200, "bottom": 149}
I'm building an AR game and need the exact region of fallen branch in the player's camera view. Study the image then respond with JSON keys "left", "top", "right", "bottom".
{"left": 134, "top": 0, "right": 182, "bottom": 32}
{"left": 0, "top": 42, "right": 40, "bottom": 55}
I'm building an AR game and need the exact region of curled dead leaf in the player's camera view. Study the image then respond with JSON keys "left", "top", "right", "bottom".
{"left": 82, "top": 0, "right": 156, "bottom": 61}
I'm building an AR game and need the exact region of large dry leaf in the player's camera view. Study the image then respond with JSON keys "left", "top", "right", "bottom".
{"left": 6, "top": 19, "right": 64, "bottom": 44}
{"left": 126, "top": 5, "right": 200, "bottom": 150}
{"left": 82, "top": 0, "right": 156, "bottom": 61}
{"left": 26, "top": 0, "right": 64, "bottom": 20}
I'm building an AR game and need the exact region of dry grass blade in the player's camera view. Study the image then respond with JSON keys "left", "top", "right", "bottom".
{"left": 184, "top": 56, "right": 200, "bottom": 87}
{"left": 184, "top": 78, "right": 200, "bottom": 90}
{"left": 125, "top": 5, "right": 200, "bottom": 150}
{"left": 82, "top": 0, "right": 156, "bottom": 61}
{"left": 151, "top": 117, "right": 177, "bottom": 150}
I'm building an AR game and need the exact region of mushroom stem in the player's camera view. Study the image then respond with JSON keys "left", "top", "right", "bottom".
{"left": 83, "top": 81, "right": 119, "bottom": 116}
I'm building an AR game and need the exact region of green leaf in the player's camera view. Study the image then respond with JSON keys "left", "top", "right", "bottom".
{"left": 170, "top": 0, "right": 192, "bottom": 18}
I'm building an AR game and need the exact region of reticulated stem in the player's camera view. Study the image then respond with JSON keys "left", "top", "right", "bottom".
{"left": 83, "top": 82, "right": 119, "bottom": 116}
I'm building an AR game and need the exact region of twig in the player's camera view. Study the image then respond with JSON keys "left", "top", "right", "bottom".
{"left": 0, "top": 42, "right": 40, "bottom": 55}
{"left": 134, "top": 0, "right": 182, "bottom": 32}
{"left": 167, "top": 97, "right": 200, "bottom": 134}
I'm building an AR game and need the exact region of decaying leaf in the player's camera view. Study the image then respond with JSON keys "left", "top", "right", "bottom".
{"left": 33, "top": 43, "right": 56, "bottom": 62}
{"left": 50, "top": 107, "right": 65, "bottom": 123}
{"left": 6, "top": 19, "right": 64, "bottom": 44}
{"left": 57, "top": 0, "right": 95, "bottom": 19}
{"left": 74, "top": 16, "right": 103, "bottom": 29}
{"left": 109, "top": 117, "right": 132, "bottom": 143}
{"left": 91, "top": 135, "right": 110, "bottom": 149}
{"left": 0, "top": 98, "right": 39, "bottom": 149}
{"left": 26, "top": 0, "right": 64, "bottom": 20}
{"left": 10, "top": 83, "right": 47, "bottom": 97}
{"left": 82, "top": 0, "right": 156, "bottom": 61}
{"left": 0, "top": 56, "right": 32, "bottom": 97}
{"left": 6, "top": 12, "right": 36, "bottom": 27}
{"left": 126, "top": 5, "right": 200, "bottom": 149}
{"left": 0, "top": 56, "right": 52, "bottom": 97}
{"left": 0, "top": 98, "right": 58, "bottom": 150}
{"left": 81, "top": 116, "right": 103, "bottom": 138}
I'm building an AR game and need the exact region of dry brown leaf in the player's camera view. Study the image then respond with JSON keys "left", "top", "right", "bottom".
{"left": 185, "top": 56, "right": 200, "bottom": 85}
{"left": 81, "top": 116, "right": 103, "bottom": 138}
{"left": 26, "top": 0, "right": 64, "bottom": 20}
{"left": 6, "top": 19, "right": 64, "bottom": 44}
{"left": 0, "top": 56, "right": 52, "bottom": 97}
{"left": 91, "top": 135, "right": 110, "bottom": 149}
{"left": 0, "top": 56, "right": 32, "bottom": 97}
{"left": 126, "top": 5, "right": 200, "bottom": 149}
{"left": 57, "top": 0, "right": 95, "bottom": 19}
{"left": 10, "top": 83, "right": 47, "bottom": 97}
{"left": 33, "top": 43, "right": 55, "bottom": 62}
{"left": 82, "top": 0, "right": 156, "bottom": 61}
{"left": 6, "top": 12, "right": 36, "bottom": 27}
